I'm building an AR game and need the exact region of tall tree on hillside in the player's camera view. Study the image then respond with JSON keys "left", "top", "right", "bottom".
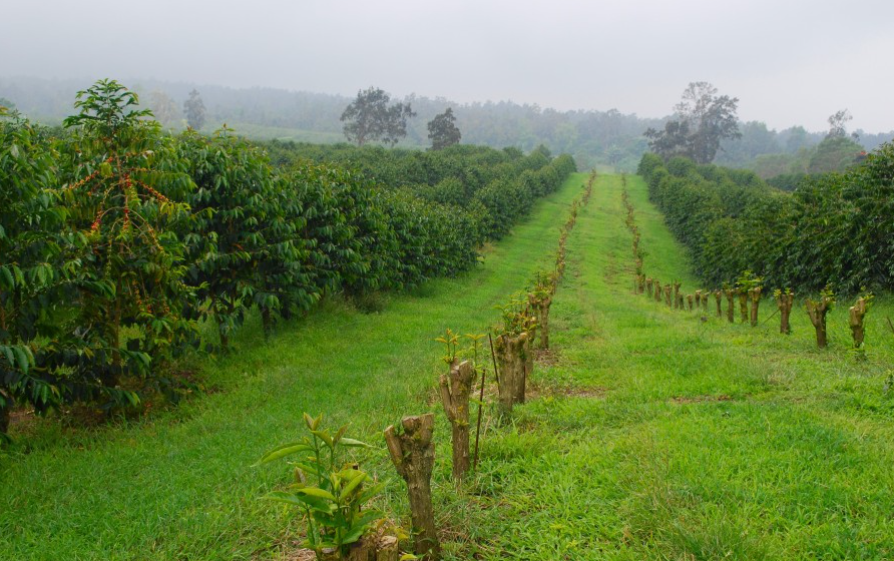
{"left": 645, "top": 82, "right": 741, "bottom": 164}
{"left": 427, "top": 107, "right": 462, "bottom": 150}
{"left": 340, "top": 87, "right": 416, "bottom": 147}
{"left": 827, "top": 109, "right": 853, "bottom": 138}
{"left": 183, "top": 89, "right": 206, "bottom": 130}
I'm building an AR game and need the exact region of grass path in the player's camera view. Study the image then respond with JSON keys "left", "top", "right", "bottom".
{"left": 458, "top": 173, "right": 894, "bottom": 560}
{"left": 4, "top": 173, "right": 894, "bottom": 560}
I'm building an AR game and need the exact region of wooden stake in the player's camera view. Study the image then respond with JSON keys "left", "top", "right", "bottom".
{"left": 473, "top": 362, "right": 486, "bottom": 471}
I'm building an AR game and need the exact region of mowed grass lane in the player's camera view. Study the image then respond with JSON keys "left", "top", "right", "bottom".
{"left": 457, "top": 173, "right": 894, "bottom": 560}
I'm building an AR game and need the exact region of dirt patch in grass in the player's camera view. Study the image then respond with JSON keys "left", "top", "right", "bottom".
{"left": 534, "top": 348, "right": 560, "bottom": 366}
{"left": 670, "top": 394, "right": 733, "bottom": 404}
{"left": 527, "top": 383, "right": 609, "bottom": 400}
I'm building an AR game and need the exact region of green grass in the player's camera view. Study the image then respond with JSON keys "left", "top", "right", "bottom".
{"left": 4, "top": 172, "right": 894, "bottom": 560}
{"left": 447, "top": 173, "right": 894, "bottom": 560}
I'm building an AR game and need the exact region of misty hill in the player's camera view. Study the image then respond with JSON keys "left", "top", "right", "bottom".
{"left": 2, "top": 76, "right": 892, "bottom": 173}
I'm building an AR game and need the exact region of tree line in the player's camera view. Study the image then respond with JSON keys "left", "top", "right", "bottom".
{"left": 0, "top": 80, "right": 576, "bottom": 441}
{"left": 637, "top": 143, "right": 894, "bottom": 295}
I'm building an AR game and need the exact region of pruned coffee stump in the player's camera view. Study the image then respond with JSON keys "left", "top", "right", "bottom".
{"left": 495, "top": 331, "right": 530, "bottom": 416}
{"left": 384, "top": 414, "right": 440, "bottom": 559}
{"left": 439, "top": 360, "right": 475, "bottom": 481}
{"left": 775, "top": 289, "right": 794, "bottom": 334}
{"left": 748, "top": 287, "right": 762, "bottom": 327}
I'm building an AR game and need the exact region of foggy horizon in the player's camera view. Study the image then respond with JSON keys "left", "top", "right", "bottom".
{"left": 3, "top": 0, "right": 894, "bottom": 133}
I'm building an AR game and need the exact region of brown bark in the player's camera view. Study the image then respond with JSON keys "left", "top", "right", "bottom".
{"left": 695, "top": 290, "right": 702, "bottom": 309}
{"left": 676, "top": 293, "right": 684, "bottom": 310}
{"left": 439, "top": 360, "right": 474, "bottom": 481}
{"left": 776, "top": 291, "right": 794, "bottom": 334}
{"left": 384, "top": 414, "right": 440, "bottom": 559}
{"left": 849, "top": 297, "right": 868, "bottom": 350}
{"left": 664, "top": 285, "right": 672, "bottom": 307}
{"left": 714, "top": 290, "right": 722, "bottom": 317}
{"left": 637, "top": 275, "right": 646, "bottom": 294}
{"left": 495, "top": 332, "right": 529, "bottom": 415}
{"left": 687, "top": 294, "right": 694, "bottom": 311}
{"left": 646, "top": 278, "right": 653, "bottom": 298}
{"left": 749, "top": 287, "right": 762, "bottom": 327}
{"left": 673, "top": 282, "right": 681, "bottom": 308}
{"left": 0, "top": 403, "right": 9, "bottom": 438}
{"left": 654, "top": 281, "right": 663, "bottom": 303}
{"left": 806, "top": 298, "right": 832, "bottom": 348}
{"left": 724, "top": 289, "right": 735, "bottom": 323}
{"left": 738, "top": 290, "right": 749, "bottom": 323}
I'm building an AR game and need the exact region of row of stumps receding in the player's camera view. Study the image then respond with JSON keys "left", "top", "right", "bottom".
{"left": 379, "top": 171, "right": 598, "bottom": 560}
{"left": 623, "top": 182, "right": 876, "bottom": 353}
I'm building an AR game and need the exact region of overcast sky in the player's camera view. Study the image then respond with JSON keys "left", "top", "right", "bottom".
{"left": 3, "top": 0, "right": 893, "bottom": 132}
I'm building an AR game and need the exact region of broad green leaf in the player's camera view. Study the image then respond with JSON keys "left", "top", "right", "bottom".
{"left": 337, "top": 437, "right": 373, "bottom": 448}
{"left": 256, "top": 443, "right": 312, "bottom": 465}
{"left": 297, "top": 487, "right": 336, "bottom": 501}
{"left": 339, "top": 472, "right": 368, "bottom": 502}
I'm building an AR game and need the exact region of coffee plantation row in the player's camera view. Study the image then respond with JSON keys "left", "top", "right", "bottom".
{"left": 0, "top": 80, "right": 576, "bottom": 440}
{"left": 637, "top": 144, "right": 894, "bottom": 294}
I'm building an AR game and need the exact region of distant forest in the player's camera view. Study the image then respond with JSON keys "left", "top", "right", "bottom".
{"left": 2, "top": 76, "right": 892, "bottom": 173}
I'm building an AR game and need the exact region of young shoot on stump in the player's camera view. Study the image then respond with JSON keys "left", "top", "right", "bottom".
{"left": 384, "top": 414, "right": 440, "bottom": 560}
{"left": 849, "top": 294, "right": 873, "bottom": 356}
{"left": 775, "top": 288, "right": 794, "bottom": 334}
{"left": 806, "top": 287, "right": 835, "bottom": 349}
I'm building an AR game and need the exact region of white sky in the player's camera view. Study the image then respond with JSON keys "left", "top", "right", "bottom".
{"left": 3, "top": 0, "right": 892, "bottom": 132}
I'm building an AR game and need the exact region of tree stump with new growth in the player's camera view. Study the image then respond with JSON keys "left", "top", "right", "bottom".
{"left": 806, "top": 295, "right": 834, "bottom": 348}
{"left": 439, "top": 360, "right": 475, "bottom": 481}
{"left": 724, "top": 289, "right": 736, "bottom": 323}
{"left": 738, "top": 290, "right": 749, "bottom": 323}
{"left": 646, "top": 278, "right": 654, "bottom": 298}
{"left": 687, "top": 294, "right": 694, "bottom": 311}
{"left": 530, "top": 294, "right": 553, "bottom": 350}
{"left": 655, "top": 281, "right": 663, "bottom": 303}
{"left": 714, "top": 290, "right": 723, "bottom": 317}
{"left": 749, "top": 287, "right": 762, "bottom": 327}
{"left": 849, "top": 297, "right": 869, "bottom": 350}
{"left": 495, "top": 331, "right": 529, "bottom": 415}
{"left": 673, "top": 282, "right": 682, "bottom": 309}
{"left": 776, "top": 290, "right": 794, "bottom": 334}
{"left": 638, "top": 275, "right": 646, "bottom": 294}
{"left": 676, "top": 292, "right": 685, "bottom": 310}
{"left": 695, "top": 290, "right": 702, "bottom": 309}
{"left": 664, "top": 285, "right": 672, "bottom": 307}
{"left": 384, "top": 414, "right": 440, "bottom": 560}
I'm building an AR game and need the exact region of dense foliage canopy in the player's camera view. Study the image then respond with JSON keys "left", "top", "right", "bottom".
{"left": 0, "top": 81, "right": 576, "bottom": 438}
{"left": 638, "top": 142, "right": 894, "bottom": 294}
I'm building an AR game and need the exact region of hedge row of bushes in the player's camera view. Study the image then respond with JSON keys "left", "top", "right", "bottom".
{"left": 265, "top": 141, "right": 578, "bottom": 240}
{"left": 638, "top": 143, "right": 894, "bottom": 293}
{"left": 0, "top": 81, "right": 576, "bottom": 439}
